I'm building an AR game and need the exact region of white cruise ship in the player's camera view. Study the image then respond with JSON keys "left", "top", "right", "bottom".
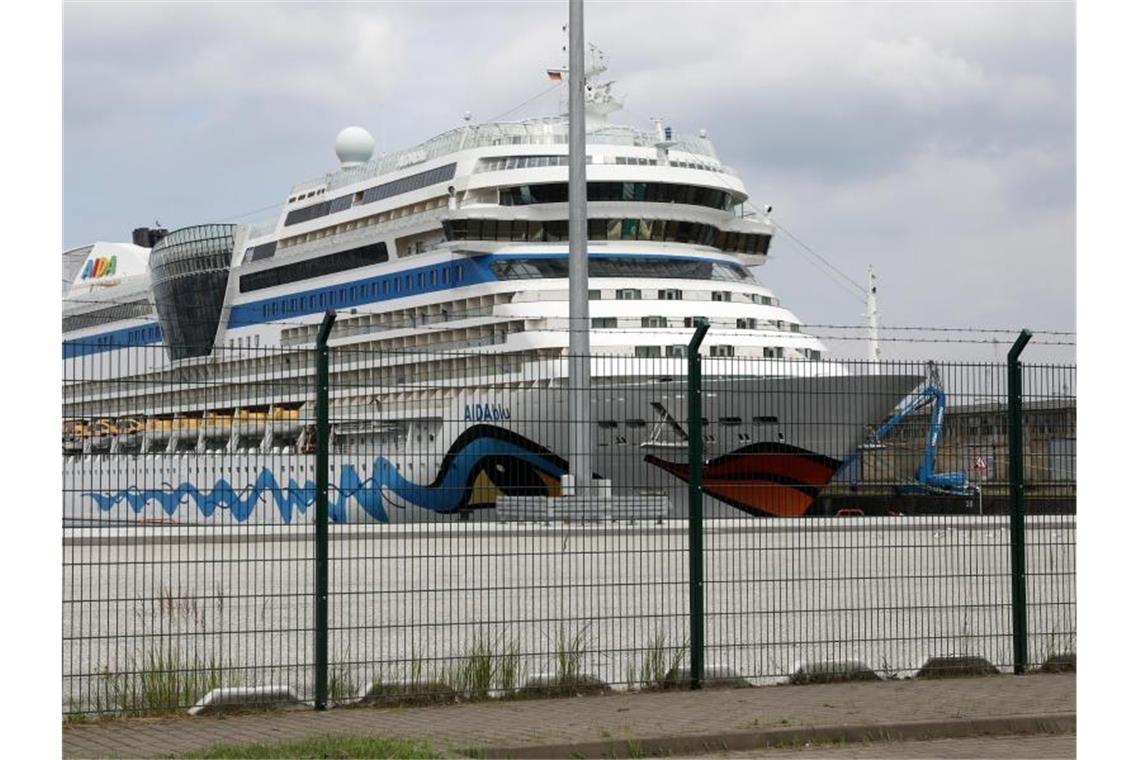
{"left": 62, "top": 50, "right": 919, "bottom": 525}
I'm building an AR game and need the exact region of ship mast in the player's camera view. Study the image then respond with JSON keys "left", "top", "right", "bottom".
{"left": 866, "top": 266, "right": 881, "bottom": 368}
{"left": 567, "top": 0, "right": 592, "bottom": 499}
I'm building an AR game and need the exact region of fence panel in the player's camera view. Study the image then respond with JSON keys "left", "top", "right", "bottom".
{"left": 324, "top": 349, "right": 694, "bottom": 701}
{"left": 1021, "top": 363, "right": 1077, "bottom": 669}
{"left": 697, "top": 357, "right": 1074, "bottom": 681}
{"left": 63, "top": 343, "right": 317, "bottom": 716}
{"left": 62, "top": 343, "right": 1076, "bottom": 717}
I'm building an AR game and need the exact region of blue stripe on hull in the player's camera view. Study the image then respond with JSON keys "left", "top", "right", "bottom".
{"left": 81, "top": 428, "right": 567, "bottom": 524}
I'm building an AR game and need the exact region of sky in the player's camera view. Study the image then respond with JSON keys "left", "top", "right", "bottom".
{"left": 62, "top": 1, "right": 1075, "bottom": 362}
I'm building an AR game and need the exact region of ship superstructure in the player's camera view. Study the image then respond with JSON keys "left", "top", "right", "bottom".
{"left": 63, "top": 52, "right": 919, "bottom": 523}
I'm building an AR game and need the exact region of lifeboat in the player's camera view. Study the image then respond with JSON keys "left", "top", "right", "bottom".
{"left": 171, "top": 415, "right": 199, "bottom": 442}
{"left": 63, "top": 420, "right": 88, "bottom": 452}
{"left": 116, "top": 417, "right": 144, "bottom": 447}
{"left": 268, "top": 405, "right": 302, "bottom": 434}
{"left": 234, "top": 408, "right": 268, "bottom": 436}
{"left": 203, "top": 411, "right": 234, "bottom": 439}
{"left": 144, "top": 417, "right": 174, "bottom": 444}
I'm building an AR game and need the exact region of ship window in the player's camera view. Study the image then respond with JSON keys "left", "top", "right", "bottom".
{"left": 641, "top": 316, "right": 668, "bottom": 328}
{"left": 487, "top": 257, "right": 754, "bottom": 284}
{"left": 625, "top": 419, "right": 647, "bottom": 428}
{"left": 710, "top": 345, "right": 734, "bottom": 357}
{"left": 667, "top": 345, "right": 686, "bottom": 358}
{"left": 442, "top": 215, "right": 766, "bottom": 252}
{"left": 238, "top": 242, "right": 388, "bottom": 292}
{"left": 328, "top": 195, "right": 353, "bottom": 214}
{"left": 597, "top": 420, "right": 618, "bottom": 429}
{"left": 659, "top": 289, "right": 682, "bottom": 300}
{"left": 543, "top": 220, "right": 568, "bottom": 241}
{"left": 606, "top": 218, "right": 622, "bottom": 240}
{"left": 355, "top": 162, "right": 457, "bottom": 207}
{"left": 719, "top": 416, "right": 743, "bottom": 426}
{"left": 592, "top": 317, "right": 617, "bottom": 328}
{"left": 635, "top": 345, "right": 662, "bottom": 358}
{"left": 617, "top": 289, "right": 641, "bottom": 300}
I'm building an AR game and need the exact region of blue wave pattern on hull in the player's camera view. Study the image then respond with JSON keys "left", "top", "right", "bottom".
{"left": 83, "top": 433, "right": 566, "bottom": 523}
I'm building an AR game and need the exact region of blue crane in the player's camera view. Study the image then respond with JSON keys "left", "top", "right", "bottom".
{"left": 861, "top": 363, "right": 970, "bottom": 494}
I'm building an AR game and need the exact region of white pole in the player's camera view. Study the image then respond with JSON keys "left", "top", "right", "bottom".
{"left": 866, "top": 266, "right": 881, "bottom": 368}
{"left": 567, "top": 0, "right": 592, "bottom": 500}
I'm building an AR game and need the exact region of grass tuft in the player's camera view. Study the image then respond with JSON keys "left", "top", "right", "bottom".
{"left": 628, "top": 631, "right": 688, "bottom": 690}
{"left": 555, "top": 624, "right": 592, "bottom": 686}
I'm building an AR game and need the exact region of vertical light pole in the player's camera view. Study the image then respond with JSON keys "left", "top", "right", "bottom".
{"left": 567, "top": 0, "right": 592, "bottom": 500}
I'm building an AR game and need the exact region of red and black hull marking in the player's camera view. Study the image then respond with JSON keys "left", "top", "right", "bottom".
{"left": 645, "top": 442, "right": 841, "bottom": 518}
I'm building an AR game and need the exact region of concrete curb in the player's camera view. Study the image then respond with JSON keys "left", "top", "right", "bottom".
{"left": 479, "top": 712, "right": 1077, "bottom": 759}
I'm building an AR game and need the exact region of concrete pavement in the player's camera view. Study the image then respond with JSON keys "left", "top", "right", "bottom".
{"left": 62, "top": 672, "right": 1075, "bottom": 759}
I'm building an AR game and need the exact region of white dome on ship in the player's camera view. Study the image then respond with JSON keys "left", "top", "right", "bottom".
{"left": 335, "top": 126, "right": 374, "bottom": 168}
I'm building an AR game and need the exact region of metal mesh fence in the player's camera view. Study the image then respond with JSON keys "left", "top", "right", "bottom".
{"left": 63, "top": 343, "right": 317, "bottom": 716}
{"left": 62, "top": 340, "right": 1075, "bottom": 716}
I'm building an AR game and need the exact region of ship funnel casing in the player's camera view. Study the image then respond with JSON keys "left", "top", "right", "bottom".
{"left": 148, "top": 224, "right": 237, "bottom": 360}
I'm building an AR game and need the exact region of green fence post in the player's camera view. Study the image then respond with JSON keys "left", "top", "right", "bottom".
{"left": 314, "top": 310, "right": 337, "bottom": 709}
{"left": 687, "top": 318, "right": 710, "bottom": 690}
{"left": 1007, "top": 328, "right": 1032, "bottom": 674}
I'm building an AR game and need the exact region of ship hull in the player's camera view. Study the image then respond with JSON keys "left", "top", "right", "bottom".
{"left": 63, "top": 373, "right": 921, "bottom": 525}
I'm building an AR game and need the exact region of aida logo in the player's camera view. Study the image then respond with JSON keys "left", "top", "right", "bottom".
{"left": 463, "top": 403, "right": 511, "bottom": 422}
{"left": 81, "top": 256, "right": 118, "bottom": 279}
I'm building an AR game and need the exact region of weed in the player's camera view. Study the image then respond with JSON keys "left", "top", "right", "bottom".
{"left": 555, "top": 624, "right": 592, "bottom": 685}
{"left": 630, "top": 631, "right": 688, "bottom": 690}
{"left": 497, "top": 637, "right": 523, "bottom": 693}
{"left": 448, "top": 634, "right": 496, "bottom": 699}
{"left": 85, "top": 644, "right": 226, "bottom": 717}
{"left": 329, "top": 659, "right": 360, "bottom": 702}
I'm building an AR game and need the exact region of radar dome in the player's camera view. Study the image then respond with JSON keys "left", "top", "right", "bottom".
{"left": 335, "top": 126, "right": 374, "bottom": 168}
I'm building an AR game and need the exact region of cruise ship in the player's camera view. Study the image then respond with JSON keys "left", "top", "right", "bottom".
{"left": 62, "top": 49, "right": 920, "bottom": 525}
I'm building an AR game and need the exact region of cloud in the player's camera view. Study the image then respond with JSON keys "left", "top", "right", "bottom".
{"left": 62, "top": 1, "right": 1074, "bottom": 360}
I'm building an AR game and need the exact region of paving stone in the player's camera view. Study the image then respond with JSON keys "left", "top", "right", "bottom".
{"left": 62, "top": 672, "right": 1076, "bottom": 759}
